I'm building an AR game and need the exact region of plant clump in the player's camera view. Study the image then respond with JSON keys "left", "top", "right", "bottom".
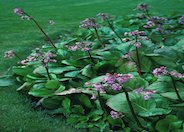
{"left": 2, "top": 3, "right": 184, "bottom": 131}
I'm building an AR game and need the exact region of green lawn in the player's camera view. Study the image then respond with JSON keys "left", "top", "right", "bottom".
{"left": 0, "top": 0, "right": 184, "bottom": 131}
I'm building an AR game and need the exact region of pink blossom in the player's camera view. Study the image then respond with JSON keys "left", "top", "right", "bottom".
{"left": 80, "top": 18, "right": 100, "bottom": 29}
{"left": 136, "top": 3, "right": 149, "bottom": 11}
{"left": 116, "top": 74, "right": 134, "bottom": 83}
{"left": 97, "top": 13, "right": 108, "bottom": 21}
{"left": 111, "top": 83, "right": 121, "bottom": 91}
{"left": 134, "top": 88, "right": 156, "bottom": 100}
{"left": 4, "top": 50, "right": 15, "bottom": 58}
{"left": 122, "top": 52, "right": 131, "bottom": 59}
{"left": 143, "top": 21, "right": 155, "bottom": 28}
{"left": 179, "top": 15, "right": 184, "bottom": 25}
{"left": 20, "top": 60, "right": 27, "bottom": 65}
{"left": 92, "top": 83, "right": 104, "bottom": 92}
{"left": 152, "top": 66, "right": 168, "bottom": 77}
{"left": 42, "top": 52, "right": 57, "bottom": 67}
{"left": 91, "top": 93, "right": 97, "bottom": 100}
{"left": 84, "top": 82, "right": 92, "bottom": 86}
{"left": 130, "top": 42, "right": 141, "bottom": 48}
{"left": 130, "top": 30, "right": 145, "bottom": 36}
{"left": 14, "top": 8, "right": 24, "bottom": 16}
{"left": 110, "top": 111, "right": 124, "bottom": 119}
{"left": 169, "top": 71, "right": 184, "bottom": 79}
{"left": 67, "top": 41, "right": 92, "bottom": 52}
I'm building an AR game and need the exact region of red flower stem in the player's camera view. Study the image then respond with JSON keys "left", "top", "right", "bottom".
{"left": 136, "top": 47, "right": 142, "bottom": 75}
{"left": 94, "top": 28, "right": 104, "bottom": 48}
{"left": 14, "top": 53, "right": 21, "bottom": 60}
{"left": 135, "top": 37, "right": 142, "bottom": 75}
{"left": 87, "top": 50, "right": 95, "bottom": 64}
{"left": 107, "top": 19, "right": 123, "bottom": 43}
{"left": 23, "top": 12, "right": 57, "bottom": 49}
{"left": 45, "top": 66, "right": 51, "bottom": 80}
{"left": 144, "top": 9, "right": 151, "bottom": 19}
{"left": 170, "top": 76, "right": 183, "bottom": 101}
{"left": 97, "top": 91, "right": 107, "bottom": 114}
{"left": 121, "top": 86, "right": 146, "bottom": 130}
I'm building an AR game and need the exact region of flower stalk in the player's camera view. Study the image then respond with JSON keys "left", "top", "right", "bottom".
{"left": 14, "top": 53, "right": 21, "bottom": 60}
{"left": 97, "top": 91, "right": 107, "bottom": 114}
{"left": 45, "top": 66, "right": 51, "bottom": 80}
{"left": 170, "top": 76, "right": 183, "bottom": 102}
{"left": 107, "top": 19, "right": 123, "bottom": 43}
{"left": 135, "top": 37, "right": 142, "bottom": 75}
{"left": 21, "top": 11, "right": 57, "bottom": 49}
{"left": 121, "top": 86, "right": 146, "bottom": 130}
{"left": 94, "top": 28, "right": 104, "bottom": 47}
{"left": 87, "top": 50, "right": 95, "bottom": 64}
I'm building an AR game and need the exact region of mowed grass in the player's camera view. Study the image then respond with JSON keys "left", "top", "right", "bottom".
{"left": 0, "top": 0, "right": 184, "bottom": 131}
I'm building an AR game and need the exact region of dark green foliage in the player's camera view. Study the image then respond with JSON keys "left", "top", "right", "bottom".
{"left": 1, "top": 0, "right": 184, "bottom": 131}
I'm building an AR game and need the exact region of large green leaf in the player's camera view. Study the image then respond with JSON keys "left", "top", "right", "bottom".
{"left": 42, "top": 97, "right": 61, "bottom": 109}
{"left": 64, "top": 70, "right": 80, "bottom": 77}
{"left": 45, "top": 80, "right": 60, "bottom": 89}
{"left": 33, "top": 66, "right": 77, "bottom": 75}
{"left": 81, "top": 64, "right": 94, "bottom": 77}
{"left": 107, "top": 92, "right": 155, "bottom": 113}
{"left": 62, "top": 97, "right": 71, "bottom": 114}
{"left": 161, "top": 92, "right": 184, "bottom": 100}
{"left": 149, "top": 55, "right": 176, "bottom": 68}
{"left": 77, "top": 94, "right": 93, "bottom": 108}
{"left": 88, "top": 75, "right": 106, "bottom": 83}
{"left": 140, "top": 56, "right": 152, "bottom": 72}
{"left": 117, "top": 61, "right": 137, "bottom": 73}
{"left": 139, "top": 108, "right": 171, "bottom": 117}
{"left": 124, "top": 77, "right": 149, "bottom": 90}
{"left": 156, "top": 115, "right": 182, "bottom": 132}
{"left": 0, "top": 76, "right": 15, "bottom": 87}
{"left": 146, "top": 81, "right": 172, "bottom": 93}
{"left": 29, "top": 83, "right": 54, "bottom": 97}
{"left": 13, "top": 66, "right": 33, "bottom": 76}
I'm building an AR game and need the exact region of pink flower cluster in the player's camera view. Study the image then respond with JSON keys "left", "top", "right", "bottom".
{"left": 143, "top": 21, "right": 155, "bottom": 28}
{"left": 14, "top": 8, "right": 30, "bottom": 20}
{"left": 67, "top": 41, "right": 92, "bottom": 51}
{"left": 4, "top": 50, "right": 15, "bottom": 58}
{"left": 134, "top": 88, "right": 156, "bottom": 100}
{"left": 92, "top": 73, "right": 134, "bottom": 92}
{"left": 122, "top": 52, "right": 131, "bottom": 59}
{"left": 136, "top": 3, "right": 149, "bottom": 11}
{"left": 136, "top": 13, "right": 146, "bottom": 19}
{"left": 169, "top": 71, "right": 184, "bottom": 78}
{"left": 130, "top": 42, "right": 141, "bottom": 48}
{"left": 152, "top": 66, "right": 167, "bottom": 77}
{"left": 97, "top": 13, "right": 108, "bottom": 21}
{"left": 42, "top": 52, "right": 57, "bottom": 67}
{"left": 80, "top": 18, "right": 100, "bottom": 29}
{"left": 151, "top": 16, "right": 167, "bottom": 24}
{"left": 153, "top": 66, "right": 184, "bottom": 78}
{"left": 14, "top": 8, "right": 24, "bottom": 16}
{"left": 20, "top": 52, "right": 42, "bottom": 65}
{"left": 178, "top": 15, "right": 184, "bottom": 25}
{"left": 125, "top": 30, "right": 145, "bottom": 36}
{"left": 124, "top": 30, "right": 146, "bottom": 48}
{"left": 110, "top": 110, "right": 124, "bottom": 119}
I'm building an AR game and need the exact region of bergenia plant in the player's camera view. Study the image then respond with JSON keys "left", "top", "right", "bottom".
{"left": 153, "top": 66, "right": 184, "bottom": 101}
{"left": 3, "top": 3, "right": 184, "bottom": 132}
